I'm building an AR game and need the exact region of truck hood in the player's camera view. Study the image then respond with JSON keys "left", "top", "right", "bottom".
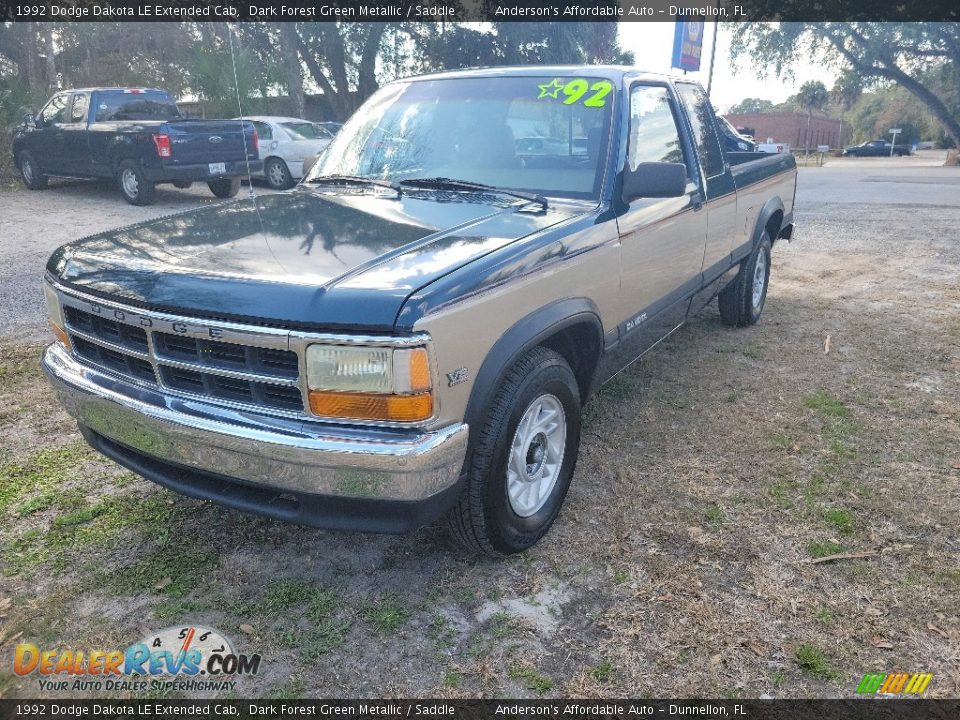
{"left": 48, "top": 188, "right": 582, "bottom": 331}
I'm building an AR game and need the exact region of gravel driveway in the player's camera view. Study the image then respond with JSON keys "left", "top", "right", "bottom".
{"left": 0, "top": 179, "right": 279, "bottom": 340}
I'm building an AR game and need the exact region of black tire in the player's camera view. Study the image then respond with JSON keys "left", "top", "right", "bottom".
{"left": 208, "top": 177, "right": 241, "bottom": 198}
{"left": 264, "top": 157, "right": 294, "bottom": 190}
{"left": 116, "top": 160, "right": 155, "bottom": 206}
{"left": 18, "top": 151, "right": 48, "bottom": 190}
{"left": 719, "top": 233, "right": 772, "bottom": 327}
{"left": 446, "top": 347, "right": 582, "bottom": 556}
{"left": 172, "top": 180, "right": 193, "bottom": 189}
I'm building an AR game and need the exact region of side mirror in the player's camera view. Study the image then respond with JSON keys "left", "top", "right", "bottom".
{"left": 622, "top": 162, "right": 688, "bottom": 202}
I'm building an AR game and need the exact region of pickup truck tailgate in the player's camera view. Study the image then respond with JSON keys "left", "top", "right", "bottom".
{"left": 165, "top": 120, "right": 254, "bottom": 164}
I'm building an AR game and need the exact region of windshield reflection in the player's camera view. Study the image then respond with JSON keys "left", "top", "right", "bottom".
{"left": 306, "top": 76, "right": 614, "bottom": 199}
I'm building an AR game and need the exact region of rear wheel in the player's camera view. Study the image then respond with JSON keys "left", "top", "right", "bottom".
{"left": 264, "top": 158, "right": 294, "bottom": 190}
{"left": 719, "top": 233, "right": 772, "bottom": 327}
{"left": 18, "top": 151, "right": 48, "bottom": 190}
{"left": 117, "top": 160, "right": 155, "bottom": 206}
{"left": 446, "top": 347, "right": 581, "bottom": 556}
{"left": 208, "top": 177, "right": 241, "bottom": 199}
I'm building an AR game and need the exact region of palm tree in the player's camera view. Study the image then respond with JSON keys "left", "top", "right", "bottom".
{"left": 796, "top": 80, "right": 829, "bottom": 155}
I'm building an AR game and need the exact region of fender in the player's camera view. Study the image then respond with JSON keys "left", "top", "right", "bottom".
{"left": 733, "top": 196, "right": 786, "bottom": 265}
{"left": 462, "top": 298, "right": 604, "bottom": 435}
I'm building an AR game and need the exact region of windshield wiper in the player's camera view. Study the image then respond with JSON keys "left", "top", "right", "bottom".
{"left": 401, "top": 177, "right": 547, "bottom": 209}
{"left": 307, "top": 174, "right": 401, "bottom": 195}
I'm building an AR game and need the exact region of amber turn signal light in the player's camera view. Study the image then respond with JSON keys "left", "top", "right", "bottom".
{"left": 308, "top": 390, "right": 433, "bottom": 423}
{"left": 49, "top": 320, "right": 71, "bottom": 350}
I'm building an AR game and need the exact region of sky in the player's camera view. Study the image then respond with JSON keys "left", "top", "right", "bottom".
{"left": 617, "top": 23, "right": 838, "bottom": 113}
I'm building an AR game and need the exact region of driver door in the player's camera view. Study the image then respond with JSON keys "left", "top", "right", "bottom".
{"left": 32, "top": 93, "right": 71, "bottom": 175}
{"left": 615, "top": 83, "right": 708, "bottom": 358}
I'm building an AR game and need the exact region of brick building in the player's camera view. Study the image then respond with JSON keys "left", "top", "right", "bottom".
{"left": 724, "top": 112, "right": 845, "bottom": 150}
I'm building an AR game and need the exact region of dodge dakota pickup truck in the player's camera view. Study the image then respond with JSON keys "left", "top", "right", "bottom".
{"left": 41, "top": 67, "right": 796, "bottom": 555}
{"left": 14, "top": 88, "right": 262, "bottom": 205}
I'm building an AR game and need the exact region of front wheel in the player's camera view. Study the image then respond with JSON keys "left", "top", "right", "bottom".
{"left": 719, "top": 233, "right": 772, "bottom": 327}
{"left": 117, "top": 160, "right": 155, "bottom": 206}
{"left": 208, "top": 177, "right": 241, "bottom": 199}
{"left": 446, "top": 347, "right": 581, "bottom": 556}
{"left": 18, "top": 151, "right": 48, "bottom": 190}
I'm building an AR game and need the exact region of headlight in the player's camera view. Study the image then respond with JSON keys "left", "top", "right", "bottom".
{"left": 44, "top": 284, "right": 71, "bottom": 350}
{"left": 305, "top": 344, "right": 433, "bottom": 422}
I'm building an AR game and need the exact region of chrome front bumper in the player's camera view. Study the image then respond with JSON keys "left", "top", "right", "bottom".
{"left": 42, "top": 343, "right": 468, "bottom": 505}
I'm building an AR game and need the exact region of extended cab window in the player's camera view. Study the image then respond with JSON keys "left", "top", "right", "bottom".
{"left": 627, "top": 86, "right": 688, "bottom": 173}
{"left": 38, "top": 94, "right": 69, "bottom": 125}
{"left": 69, "top": 94, "right": 89, "bottom": 124}
{"left": 310, "top": 76, "right": 614, "bottom": 199}
{"left": 94, "top": 91, "right": 181, "bottom": 122}
{"left": 675, "top": 83, "right": 724, "bottom": 178}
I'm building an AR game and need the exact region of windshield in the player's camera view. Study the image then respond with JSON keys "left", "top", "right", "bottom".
{"left": 282, "top": 121, "right": 331, "bottom": 140}
{"left": 94, "top": 91, "right": 180, "bottom": 122}
{"left": 306, "top": 76, "right": 615, "bottom": 199}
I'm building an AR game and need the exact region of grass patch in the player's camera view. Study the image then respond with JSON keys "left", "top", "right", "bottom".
{"left": 808, "top": 540, "right": 844, "bottom": 559}
{"left": 53, "top": 502, "right": 110, "bottom": 527}
{"left": 823, "top": 508, "right": 856, "bottom": 536}
{"left": 262, "top": 579, "right": 316, "bottom": 613}
{"left": 599, "top": 375, "right": 639, "bottom": 402}
{"left": 302, "top": 620, "right": 350, "bottom": 658}
{"left": 427, "top": 612, "right": 456, "bottom": 649}
{"left": 362, "top": 594, "right": 410, "bottom": 635}
{"left": 590, "top": 660, "right": 613, "bottom": 682}
{"left": 803, "top": 391, "right": 850, "bottom": 418}
{"left": 0, "top": 441, "right": 94, "bottom": 513}
{"left": 794, "top": 643, "right": 841, "bottom": 682}
{"left": 814, "top": 606, "right": 834, "bottom": 626}
{"left": 107, "top": 545, "right": 219, "bottom": 598}
{"left": 509, "top": 663, "right": 554, "bottom": 694}
{"left": 442, "top": 671, "right": 463, "bottom": 689}
{"left": 704, "top": 504, "right": 726, "bottom": 526}
{"left": 490, "top": 611, "right": 514, "bottom": 639}
{"left": 14, "top": 491, "right": 57, "bottom": 517}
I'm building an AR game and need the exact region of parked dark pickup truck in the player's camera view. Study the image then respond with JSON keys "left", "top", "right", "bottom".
{"left": 13, "top": 88, "right": 262, "bottom": 205}
{"left": 42, "top": 67, "right": 796, "bottom": 555}
{"left": 842, "top": 139, "right": 912, "bottom": 157}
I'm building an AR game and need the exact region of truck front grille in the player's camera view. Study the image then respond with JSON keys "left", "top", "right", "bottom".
{"left": 62, "top": 304, "right": 304, "bottom": 415}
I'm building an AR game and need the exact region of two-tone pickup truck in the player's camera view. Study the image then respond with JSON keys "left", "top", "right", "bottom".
{"left": 41, "top": 67, "right": 796, "bottom": 555}
{"left": 13, "top": 88, "right": 262, "bottom": 205}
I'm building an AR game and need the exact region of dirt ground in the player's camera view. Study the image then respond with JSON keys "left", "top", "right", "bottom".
{"left": 1, "top": 159, "right": 958, "bottom": 700}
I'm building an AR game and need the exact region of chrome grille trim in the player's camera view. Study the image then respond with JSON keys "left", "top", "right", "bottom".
{"left": 67, "top": 326, "right": 151, "bottom": 361}
{"left": 154, "top": 355, "right": 299, "bottom": 387}
{"left": 54, "top": 283, "right": 306, "bottom": 417}
{"left": 48, "top": 280, "right": 436, "bottom": 427}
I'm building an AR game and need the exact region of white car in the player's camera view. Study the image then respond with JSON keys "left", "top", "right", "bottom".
{"left": 237, "top": 116, "right": 335, "bottom": 189}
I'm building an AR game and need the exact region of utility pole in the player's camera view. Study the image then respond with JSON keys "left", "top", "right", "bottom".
{"left": 706, "top": 6, "right": 719, "bottom": 97}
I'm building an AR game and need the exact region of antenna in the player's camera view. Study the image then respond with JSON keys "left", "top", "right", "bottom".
{"left": 228, "top": 28, "right": 256, "bottom": 199}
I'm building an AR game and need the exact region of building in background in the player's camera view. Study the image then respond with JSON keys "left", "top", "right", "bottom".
{"left": 724, "top": 112, "right": 845, "bottom": 150}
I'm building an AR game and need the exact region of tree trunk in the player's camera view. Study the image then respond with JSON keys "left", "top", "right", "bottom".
{"left": 284, "top": 25, "right": 348, "bottom": 120}
{"left": 357, "top": 24, "right": 387, "bottom": 103}
{"left": 44, "top": 26, "right": 57, "bottom": 91}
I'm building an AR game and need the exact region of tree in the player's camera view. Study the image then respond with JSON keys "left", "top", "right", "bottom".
{"left": 730, "top": 23, "right": 960, "bottom": 147}
{"left": 727, "top": 97, "right": 775, "bottom": 114}
{"left": 795, "top": 80, "right": 829, "bottom": 153}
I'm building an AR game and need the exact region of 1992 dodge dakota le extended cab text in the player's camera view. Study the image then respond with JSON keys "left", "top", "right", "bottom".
{"left": 41, "top": 67, "right": 796, "bottom": 555}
